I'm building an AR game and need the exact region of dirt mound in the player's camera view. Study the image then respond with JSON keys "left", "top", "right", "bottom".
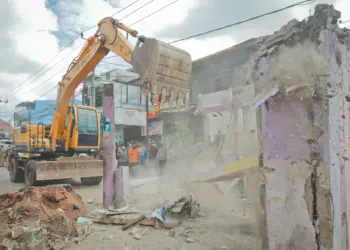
{"left": 0, "top": 185, "right": 87, "bottom": 249}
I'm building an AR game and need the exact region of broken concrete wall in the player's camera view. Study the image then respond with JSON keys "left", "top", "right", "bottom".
{"left": 318, "top": 26, "right": 345, "bottom": 250}
{"left": 338, "top": 26, "right": 350, "bottom": 249}
{"left": 251, "top": 4, "right": 348, "bottom": 250}
{"left": 260, "top": 94, "right": 331, "bottom": 250}
{"left": 262, "top": 96, "right": 326, "bottom": 161}
{"left": 191, "top": 37, "right": 265, "bottom": 105}
{"left": 197, "top": 85, "right": 258, "bottom": 161}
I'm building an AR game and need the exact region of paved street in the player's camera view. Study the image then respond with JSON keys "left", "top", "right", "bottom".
{"left": 0, "top": 167, "right": 23, "bottom": 192}
{"left": 0, "top": 164, "right": 259, "bottom": 249}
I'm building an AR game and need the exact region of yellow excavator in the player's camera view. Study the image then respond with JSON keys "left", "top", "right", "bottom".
{"left": 9, "top": 17, "right": 192, "bottom": 186}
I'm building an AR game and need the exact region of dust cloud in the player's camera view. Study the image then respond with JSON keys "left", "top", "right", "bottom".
{"left": 126, "top": 141, "right": 263, "bottom": 249}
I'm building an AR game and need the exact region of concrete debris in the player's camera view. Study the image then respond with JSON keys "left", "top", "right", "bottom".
{"left": 2, "top": 227, "right": 48, "bottom": 250}
{"left": 129, "top": 227, "right": 149, "bottom": 240}
{"left": 0, "top": 186, "right": 87, "bottom": 249}
{"left": 91, "top": 212, "right": 181, "bottom": 230}
{"left": 167, "top": 194, "right": 200, "bottom": 219}
{"left": 166, "top": 229, "right": 176, "bottom": 237}
{"left": 122, "top": 215, "right": 146, "bottom": 231}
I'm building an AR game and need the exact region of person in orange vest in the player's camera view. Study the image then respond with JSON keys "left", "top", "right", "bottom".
{"left": 128, "top": 144, "right": 140, "bottom": 175}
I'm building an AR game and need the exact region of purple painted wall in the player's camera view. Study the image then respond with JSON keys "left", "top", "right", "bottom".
{"left": 261, "top": 95, "right": 327, "bottom": 162}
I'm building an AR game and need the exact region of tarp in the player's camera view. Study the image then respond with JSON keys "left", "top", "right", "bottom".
{"left": 17, "top": 99, "right": 82, "bottom": 125}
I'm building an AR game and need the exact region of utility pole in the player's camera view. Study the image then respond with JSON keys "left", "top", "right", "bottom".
{"left": 91, "top": 69, "right": 96, "bottom": 107}
{"left": 145, "top": 92, "right": 149, "bottom": 145}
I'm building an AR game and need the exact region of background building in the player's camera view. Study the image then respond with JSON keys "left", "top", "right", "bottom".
{"left": 14, "top": 99, "right": 82, "bottom": 126}
{"left": 82, "top": 68, "right": 153, "bottom": 144}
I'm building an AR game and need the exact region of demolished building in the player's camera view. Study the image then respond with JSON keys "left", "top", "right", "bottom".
{"left": 248, "top": 4, "right": 349, "bottom": 250}
{"left": 191, "top": 4, "right": 350, "bottom": 250}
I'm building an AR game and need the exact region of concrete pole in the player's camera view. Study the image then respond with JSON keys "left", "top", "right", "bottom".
{"left": 145, "top": 92, "right": 149, "bottom": 145}
{"left": 102, "top": 83, "right": 116, "bottom": 208}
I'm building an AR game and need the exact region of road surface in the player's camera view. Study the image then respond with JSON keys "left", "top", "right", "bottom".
{"left": 0, "top": 165, "right": 261, "bottom": 250}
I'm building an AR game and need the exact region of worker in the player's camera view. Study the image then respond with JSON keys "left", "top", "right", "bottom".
{"left": 128, "top": 144, "right": 140, "bottom": 175}
{"left": 149, "top": 142, "right": 158, "bottom": 160}
{"left": 139, "top": 143, "right": 149, "bottom": 166}
{"left": 157, "top": 143, "right": 167, "bottom": 175}
{"left": 117, "top": 144, "right": 128, "bottom": 168}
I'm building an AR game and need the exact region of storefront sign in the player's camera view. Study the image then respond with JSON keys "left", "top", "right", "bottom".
{"left": 115, "top": 108, "right": 146, "bottom": 126}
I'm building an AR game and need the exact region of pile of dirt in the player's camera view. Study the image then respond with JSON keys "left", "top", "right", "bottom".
{"left": 0, "top": 185, "right": 87, "bottom": 249}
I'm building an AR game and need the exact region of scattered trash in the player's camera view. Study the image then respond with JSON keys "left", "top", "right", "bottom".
{"left": 76, "top": 216, "right": 92, "bottom": 237}
{"left": 167, "top": 194, "right": 200, "bottom": 218}
{"left": 150, "top": 207, "right": 167, "bottom": 223}
{"left": 185, "top": 237, "right": 195, "bottom": 243}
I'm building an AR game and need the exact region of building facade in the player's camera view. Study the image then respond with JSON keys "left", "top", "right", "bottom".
{"left": 82, "top": 68, "right": 154, "bottom": 144}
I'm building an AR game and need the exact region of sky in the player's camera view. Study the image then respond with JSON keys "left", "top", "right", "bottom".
{"left": 0, "top": 0, "right": 349, "bottom": 122}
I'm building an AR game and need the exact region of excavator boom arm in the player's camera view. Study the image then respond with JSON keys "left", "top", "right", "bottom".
{"left": 50, "top": 17, "right": 192, "bottom": 150}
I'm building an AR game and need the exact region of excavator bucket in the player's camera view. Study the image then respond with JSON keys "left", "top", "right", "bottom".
{"left": 131, "top": 38, "right": 192, "bottom": 108}
{"left": 36, "top": 156, "right": 103, "bottom": 181}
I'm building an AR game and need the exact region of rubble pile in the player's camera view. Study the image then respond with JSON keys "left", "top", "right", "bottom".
{"left": 0, "top": 185, "right": 87, "bottom": 249}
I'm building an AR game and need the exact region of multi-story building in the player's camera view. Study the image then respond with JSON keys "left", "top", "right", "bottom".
{"left": 82, "top": 68, "right": 153, "bottom": 144}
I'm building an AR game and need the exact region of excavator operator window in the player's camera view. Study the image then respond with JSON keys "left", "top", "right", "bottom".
{"left": 76, "top": 108, "right": 98, "bottom": 147}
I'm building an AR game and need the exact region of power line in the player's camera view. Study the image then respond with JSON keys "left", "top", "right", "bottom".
{"left": 83, "top": 0, "right": 141, "bottom": 33}
{"left": 20, "top": 0, "right": 313, "bottom": 102}
{"left": 3, "top": 1, "right": 140, "bottom": 99}
{"left": 120, "top": 0, "right": 155, "bottom": 20}
{"left": 31, "top": 2, "right": 182, "bottom": 100}
{"left": 12, "top": 0, "right": 163, "bottom": 102}
{"left": 130, "top": 0, "right": 179, "bottom": 26}
{"left": 33, "top": 74, "right": 140, "bottom": 102}
{"left": 169, "top": 0, "right": 316, "bottom": 44}
{"left": 7, "top": 42, "right": 85, "bottom": 100}
{"left": 99, "top": 61, "right": 130, "bottom": 67}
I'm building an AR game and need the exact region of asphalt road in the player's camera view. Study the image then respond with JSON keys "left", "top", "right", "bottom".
{"left": 0, "top": 167, "right": 23, "bottom": 193}
{"left": 0, "top": 166, "right": 101, "bottom": 201}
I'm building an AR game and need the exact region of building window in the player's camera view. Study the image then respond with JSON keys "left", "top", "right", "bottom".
{"left": 122, "top": 83, "right": 127, "bottom": 104}
{"left": 127, "top": 85, "right": 140, "bottom": 105}
{"left": 114, "top": 83, "right": 122, "bottom": 107}
{"left": 95, "top": 86, "right": 103, "bottom": 107}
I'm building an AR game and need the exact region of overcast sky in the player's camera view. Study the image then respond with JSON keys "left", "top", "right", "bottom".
{"left": 0, "top": 0, "right": 349, "bottom": 121}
